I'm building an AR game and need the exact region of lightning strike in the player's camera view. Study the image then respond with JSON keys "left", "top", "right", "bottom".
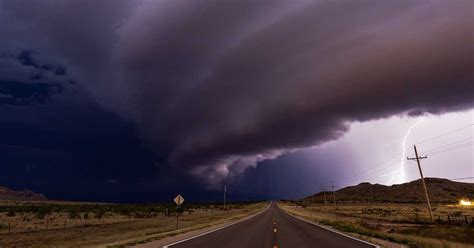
{"left": 388, "top": 118, "right": 424, "bottom": 185}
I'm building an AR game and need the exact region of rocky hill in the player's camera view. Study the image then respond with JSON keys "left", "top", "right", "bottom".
{"left": 304, "top": 178, "right": 474, "bottom": 204}
{"left": 0, "top": 186, "right": 47, "bottom": 201}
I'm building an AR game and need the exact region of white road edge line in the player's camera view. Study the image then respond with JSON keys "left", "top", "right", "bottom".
{"left": 278, "top": 204, "right": 380, "bottom": 248}
{"left": 162, "top": 203, "right": 271, "bottom": 248}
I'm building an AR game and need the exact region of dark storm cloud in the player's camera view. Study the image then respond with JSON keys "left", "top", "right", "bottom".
{"left": 0, "top": 80, "right": 63, "bottom": 105}
{"left": 17, "top": 50, "right": 39, "bottom": 68}
{"left": 0, "top": 51, "right": 73, "bottom": 105}
{"left": 17, "top": 51, "right": 66, "bottom": 75}
{"left": 1, "top": 0, "right": 472, "bottom": 185}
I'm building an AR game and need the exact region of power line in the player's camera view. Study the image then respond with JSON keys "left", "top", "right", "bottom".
{"left": 332, "top": 180, "right": 336, "bottom": 211}
{"left": 426, "top": 142, "right": 472, "bottom": 154}
{"left": 326, "top": 124, "right": 474, "bottom": 193}
{"left": 360, "top": 161, "right": 402, "bottom": 181}
{"left": 448, "top": 176, "right": 474, "bottom": 181}
{"left": 415, "top": 124, "right": 473, "bottom": 145}
{"left": 421, "top": 137, "right": 473, "bottom": 154}
{"left": 361, "top": 141, "right": 472, "bottom": 182}
{"left": 426, "top": 143, "right": 472, "bottom": 156}
{"left": 358, "top": 127, "right": 473, "bottom": 181}
{"left": 348, "top": 125, "right": 473, "bottom": 182}
{"left": 343, "top": 152, "right": 403, "bottom": 182}
{"left": 223, "top": 185, "right": 227, "bottom": 210}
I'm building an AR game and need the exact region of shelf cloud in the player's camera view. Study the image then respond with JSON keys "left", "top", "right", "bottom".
{"left": 2, "top": 0, "right": 472, "bottom": 185}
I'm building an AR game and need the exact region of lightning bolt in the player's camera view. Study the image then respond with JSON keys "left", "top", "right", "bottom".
{"left": 388, "top": 118, "right": 424, "bottom": 185}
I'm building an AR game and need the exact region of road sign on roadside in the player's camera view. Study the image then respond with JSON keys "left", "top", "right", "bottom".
{"left": 174, "top": 194, "right": 184, "bottom": 206}
{"left": 173, "top": 194, "right": 184, "bottom": 230}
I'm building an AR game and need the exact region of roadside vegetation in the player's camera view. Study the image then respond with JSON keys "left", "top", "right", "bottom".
{"left": 0, "top": 200, "right": 266, "bottom": 247}
{"left": 280, "top": 201, "right": 474, "bottom": 248}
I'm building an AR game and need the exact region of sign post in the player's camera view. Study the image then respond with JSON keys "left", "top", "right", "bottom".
{"left": 174, "top": 194, "right": 185, "bottom": 229}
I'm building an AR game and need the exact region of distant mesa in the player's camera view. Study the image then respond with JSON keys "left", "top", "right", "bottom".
{"left": 304, "top": 178, "right": 474, "bottom": 204}
{"left": 0, "top": 186, "right": 47, "bottom": 201}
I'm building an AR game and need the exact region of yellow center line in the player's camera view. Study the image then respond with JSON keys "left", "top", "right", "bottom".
{"left": 273, "top": 216, "right": 278, "bottom": 248}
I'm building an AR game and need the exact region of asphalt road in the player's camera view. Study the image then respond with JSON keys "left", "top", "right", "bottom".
{"left": 167, "top": 203, "right": 375, "bottom": 248}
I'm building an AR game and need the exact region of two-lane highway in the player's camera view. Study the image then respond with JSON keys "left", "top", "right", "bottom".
{"left": 165, "top": 203, "right": 376, "bottom": 248}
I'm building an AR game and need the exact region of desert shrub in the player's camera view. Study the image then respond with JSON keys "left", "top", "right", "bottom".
{"left": 451, "top": 211, "right": 462, "bottom": 217}
{"left": 400, "top": 226, "right": 474, "bottom": 244}
{"left": 0, "top": 222, "right": 8, "bottom": 229}
{"left": 133, "top": 212, "right": 146, "bottom": 218}
{"left": 93, "top": 209, "right": 105, "bottom": 220}
{"left": 35, "top": 207, "right": 52, "bottom": 219}
{"left": 68, "top": 209, "right": 79, "bottom": 219}
{"left": 119, "top": 208, "right": 132, "bottom": 219}
{"left": 320, "top": 219, "right": 414, "bottom": 246}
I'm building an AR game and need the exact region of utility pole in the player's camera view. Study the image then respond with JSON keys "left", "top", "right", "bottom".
{"left": 303, "top": 192, "right": 308, "bottom": 206}
{"left": 324, "top": 190, "right": 327, "bottom": 207}
{"left": 223, "top": 185, "right": 227, "bottom": 210}
{"left": 407, "top": 145, "right": 434, "bottom": 223}
{"left": 332, "top": 181, "right": 336, "bottom": 211}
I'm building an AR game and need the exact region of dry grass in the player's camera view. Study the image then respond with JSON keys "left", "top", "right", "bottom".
{"left": 308, "top": 203, "right": 474, "bottom": 224}
{"left": 0, "top": 202, "right": 266, "bottom": 247}
{"left": 280, "top": 202, "right": 474, "bottom": 248}
{"left": 0, "top": 212, "right": 133, "bottom": 234}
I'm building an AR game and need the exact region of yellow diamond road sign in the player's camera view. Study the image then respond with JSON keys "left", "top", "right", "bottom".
{"left": 174, "top": 194, "right": 184, "bottom": 206}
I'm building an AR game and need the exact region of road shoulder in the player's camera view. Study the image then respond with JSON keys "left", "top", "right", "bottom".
{"left": 104, "top": 203, "right": 270, "bottom": 248}
{"left": 278, "top": 203, "right": 403, "bottom": 248}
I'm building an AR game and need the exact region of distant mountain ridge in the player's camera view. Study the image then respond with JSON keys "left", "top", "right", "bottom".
{"left": 304, "top": 178, "right": 474, "bottom": 204}
{"left": 0, "top": 186, "right": 47, "bottom": 201}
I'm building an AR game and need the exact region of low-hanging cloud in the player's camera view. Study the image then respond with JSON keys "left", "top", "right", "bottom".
{"left": 1, "top": 0, "right": 472, "bottom": 185}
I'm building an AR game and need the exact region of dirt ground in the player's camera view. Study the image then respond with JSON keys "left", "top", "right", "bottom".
{"left": 0, "top": 202, "right": 266, "bottom": 247}
{"left": 280, "top": 202, "right": 474, "bottom": 248}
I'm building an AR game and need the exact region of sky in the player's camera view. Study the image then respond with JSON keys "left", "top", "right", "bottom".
{"left": 0, "top": 0, "right": 472, "bottom": 203}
